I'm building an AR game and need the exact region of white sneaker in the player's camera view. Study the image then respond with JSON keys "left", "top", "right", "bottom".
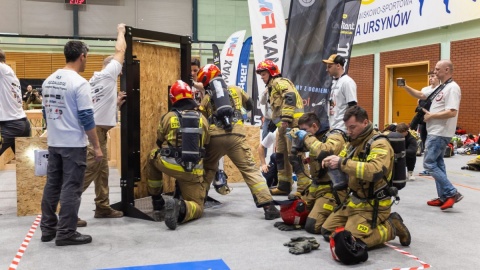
{"left": 408, "top": 171, "right": 415, "bottom": 181}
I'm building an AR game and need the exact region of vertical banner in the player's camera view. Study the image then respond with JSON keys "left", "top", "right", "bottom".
{"left": 220, "top": 30, "right": 246, "bottom": 85}
{"left": 236, "top": 37, "right": 252, "bottom": 92}
{"left": 248, "top": 0, "right": 286, "bottom": 126}
{"left": 212, "top": 44, "right": 221, "bottom": 69}
{"left": 338, "top": 0, "right": 361, "bottom": 73}
{"left": 282, "top": 0, "right": 346, "bottom": 124}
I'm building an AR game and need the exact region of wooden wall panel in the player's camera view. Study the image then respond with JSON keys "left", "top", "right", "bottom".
{"left": 24, "top": 53, "right": 52, "bottom": 79}
{"left": 132, "top": 42, "right": 180, "bottom": 198}
{"left": 4, "top": 52, "right": 25, "bottom": 78}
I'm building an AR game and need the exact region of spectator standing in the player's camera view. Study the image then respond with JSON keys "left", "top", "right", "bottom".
{"left": 0, "top": 48, "right": 31, "bottom": 156}
{"left": 322, "top": 54, "right": 357, "bottom": 131}
{"left": 78, "top": 24, "right": 126, "bottom": 226}
{"left": 39, "top": 41, "right": 102, "bottom": 246}
{"left": 401, "top": 60, "right": 463, "bottom": 210}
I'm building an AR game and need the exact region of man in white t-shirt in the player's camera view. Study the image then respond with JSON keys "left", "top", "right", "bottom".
{"left": 401, "top": 59, "right": 463, "bottom": 211}
{"left": 40, "top": 41, "right": 103, "bottom": 246}
{"left": 0, "top": 48, "right": 31, "bottom": 156}
{"left": 322, "top": 54, "right": 357, "bottom": 131}
{"left": 79, "top": 24, "right": 126, "bottom": 224}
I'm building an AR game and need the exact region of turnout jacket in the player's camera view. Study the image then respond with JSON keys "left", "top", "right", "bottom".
{"left": 199, "top": 85, "right": 249, "bottom": 137}
{"left": 267, "top": 77, "right": 304, "bottom": 125}
{"left": 304, "top": 130, "right": 347, "bottom": 184}
{"left": 337, "top": 124, "right": 394, "bottom": 199}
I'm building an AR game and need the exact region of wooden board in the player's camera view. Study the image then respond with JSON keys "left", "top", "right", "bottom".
{"left": 15, "top": 137, "right": 48, "bottom": 216}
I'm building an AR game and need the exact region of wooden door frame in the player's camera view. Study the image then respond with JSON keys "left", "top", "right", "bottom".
{"left": 384, "top": 61, "right": 430, "bottom": 125}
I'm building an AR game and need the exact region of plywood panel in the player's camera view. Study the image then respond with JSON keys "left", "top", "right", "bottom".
{"left": 223, "top": 124, "right": 261, "bottom": 183}
{"left": 132, "top": 42, "right": 180, "bottom": 197}
{"left": 15, "top": 137, "right": 48, "bottom": 216}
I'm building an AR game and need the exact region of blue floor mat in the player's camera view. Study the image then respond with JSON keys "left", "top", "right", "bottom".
{"left": 100, "top": 259, "right": 230, "bottom": 270}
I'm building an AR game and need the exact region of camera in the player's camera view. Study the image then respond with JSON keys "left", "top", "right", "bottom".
{"left": 410, "top": 106, "right": 425, "bottom": 130}
{"left": 396, "top": 78, "right": 405, "bottom": 86}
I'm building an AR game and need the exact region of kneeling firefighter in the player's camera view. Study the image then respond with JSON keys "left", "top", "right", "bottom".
{"left": 286, "top": 112, "right": 349, "bottom": 234}
{"left": 320, "top": 106, "right": 411, "bottom": 264}
{"left": 197, "top": 64, "right": 280, "bottom": 220}
{"left": 146, "top": 80, "right": 210, "bottom": 230}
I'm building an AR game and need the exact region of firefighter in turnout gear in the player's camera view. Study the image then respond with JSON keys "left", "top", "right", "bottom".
{"left": 256, "top": 59, "right": 306, "bottom": 195}
{"left": 197, "top": 64, "right": 280, "bottom": 220}
{"left": 146, "top": 80, "right": 210, "bottom": 230}
{"left": 283, "top": 112, "right": 348, "bottom": 234}
{"left": 321, "top": 106, "right": 411, "bottom": 263}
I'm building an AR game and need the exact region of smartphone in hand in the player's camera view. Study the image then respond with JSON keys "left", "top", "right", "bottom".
{"left": 396, "top": 78, "right": 405, "bottom": 86}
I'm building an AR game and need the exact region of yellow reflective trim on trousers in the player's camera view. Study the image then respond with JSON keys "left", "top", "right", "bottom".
{"left": 161, "top": 159, "right": 204, "bottom": 175}
{"left": 185, "top": 200, "right": 197, "bottom": 221}
{"left": 308, "top": 184, "right": 330, "bottom": 193}
{"left": 378, "top": 223, "right": 388, "bottom": 242}
{"left": 356, "top": 162, "right": 365, "bottom": 179}
{"left": 251, "top": 181, "right": 269, "bottom": 194}
{"left": 147, "top": 179, "right": 163, "bottom": 188}
{"left": 347, "top": 198, "right": 391, "bottom": 208}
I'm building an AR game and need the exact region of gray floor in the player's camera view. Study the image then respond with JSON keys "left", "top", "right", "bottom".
{"left": 1, "top": 154, "right": 479, "bottom": 270}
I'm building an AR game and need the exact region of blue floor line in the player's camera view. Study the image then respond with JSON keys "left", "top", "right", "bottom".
{"left": 100, "top": 259, "right": 230, "bottom": 270}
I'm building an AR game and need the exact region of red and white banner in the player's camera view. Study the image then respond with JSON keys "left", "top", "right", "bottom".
{"left": 220, "top": 30, "right": 246, "bottom": 85}
{"left": 248, "top": 0, "right": 286, "bottom": 124}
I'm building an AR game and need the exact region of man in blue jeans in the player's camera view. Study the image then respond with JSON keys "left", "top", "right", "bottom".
{"left": 401, "top": 59, "right": 462, "bottom": 210}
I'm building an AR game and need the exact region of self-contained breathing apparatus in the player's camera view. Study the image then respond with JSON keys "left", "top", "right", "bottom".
{"left": 159, "top": 110, "right": 205, "bottom": 172}
{"left": 207, "top": 77, "right": 235, "bottom": 131}
{"left": 359, "top": 132, "right": 406, "bottom": 228}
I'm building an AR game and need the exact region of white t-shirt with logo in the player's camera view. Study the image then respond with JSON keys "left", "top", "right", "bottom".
{"left": 0, "top": 62, "right": 26, "bottom": 121}
{"left": 329, "top": 74, "right": 357, "bottom": 131}
{"left": 89, "top": 59, "right": 122, "bottom": 126}
{"left": 422, "top": 81, "right": 460, "bottom": 137}
{"left": 42, "top": 69, "right": 93, "bottom": 147}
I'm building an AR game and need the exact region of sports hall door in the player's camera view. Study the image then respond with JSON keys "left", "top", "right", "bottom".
{"left": 391, "top": 64, "right": 429, "bottom": 125}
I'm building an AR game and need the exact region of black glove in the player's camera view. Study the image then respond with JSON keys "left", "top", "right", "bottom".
{"left": 283, "top": 237, "right": 320, "bottom": 255}
{"left": 274, "top": 222, "right": 302, "bottom": 231}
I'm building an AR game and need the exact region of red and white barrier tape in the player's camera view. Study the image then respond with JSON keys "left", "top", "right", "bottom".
{"left": 384, "top": 242, "right": 431, "bottom": 270}
{"left": 8, "top": 215, "right": 41, "bottom": 270}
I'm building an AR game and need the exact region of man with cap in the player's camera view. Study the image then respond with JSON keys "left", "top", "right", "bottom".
{"left": 323, "top": 54, "right": 357, "bottom": 132}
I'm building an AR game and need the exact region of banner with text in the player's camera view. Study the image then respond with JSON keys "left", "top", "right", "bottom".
{"left": 220, "top": 30, "right": 246, "bottom": 85}
{"left": 338, "top": 0, "right": 361, "bottom": 73}
{"left": 248, "top": 0, "right": 286, "bottom": 126}
{"left": 212, "top": 44, "right": 221, "bottom": 69}
{"left": 354, "top": 0, "right": 480, "bottom": 44}
{"left": 282, "top": 0, "right": 346, "bottom": 124}
{"left": 237, "top": 37, "right": 252, "bottom": 92}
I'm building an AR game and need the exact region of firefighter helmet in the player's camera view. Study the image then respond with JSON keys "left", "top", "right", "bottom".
{"left": 255, "top": 59, "right": 281, "bottom": 77}
{"left": 169, "top": 80, "right": 193, "bottom": 104}
{"left": 330, "top": 227, "right": 368, "bottom": 265}
{"left": 279, "top": 199, "right": 309, "bottom": 225}
{"left": 197, "top": 64, "right": 221, "bottom": 88}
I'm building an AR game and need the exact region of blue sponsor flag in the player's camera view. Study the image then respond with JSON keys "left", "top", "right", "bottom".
{"left": 236, "top": 37, "right": 252, "bottom": 92}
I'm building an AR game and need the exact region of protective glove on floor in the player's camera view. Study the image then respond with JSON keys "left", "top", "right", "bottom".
{"left": 274, "top": 222, "right": 302, "bottom": 231}
{"left": 283, "top": 236, "right": 320, "bottom": 255}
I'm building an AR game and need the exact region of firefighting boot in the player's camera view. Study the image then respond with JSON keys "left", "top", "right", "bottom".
{"left": 264, "top": 203, "right": 281, "bottom": 220}
{"left": 388, "top": 212, "right": 411, "bottom": 246}
{"left": 151, "top": 194, "right": 165, "bottom": 211}
{"left": 164, "top": 198, "right": 186, "bottom": 230}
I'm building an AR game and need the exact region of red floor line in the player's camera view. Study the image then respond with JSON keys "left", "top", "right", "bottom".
{"left": 384, "top": 243, "right": 431, "bottom": 270}
{"left": 8, "top": 215, "right": 41, "bottom": 270}
{"left": 418, "top": 175, "right": 480, "bottom": 191}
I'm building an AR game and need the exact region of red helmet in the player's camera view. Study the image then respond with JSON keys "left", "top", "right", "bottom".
{"left": 279, "top": 199, "right": 309, "bottom": 225}
{"left": 256, "top": 59, "right": 281, "bottom": 77}
{"left": 169, "top": 80, "right": 193, "bottom": 104}
{"left": 197, "top": 64, "right": 221, "bottom": 88}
